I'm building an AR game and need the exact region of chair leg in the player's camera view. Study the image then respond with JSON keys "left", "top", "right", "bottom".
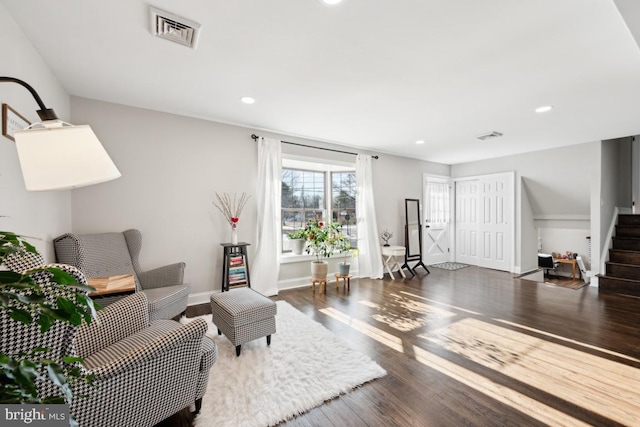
{"left": 236, "top": 345, "right": 241, "bottom": 356}
{"left": 217, "top": 328, "right": 221, "bottom": 335}
{"left": 267, "top": 334, "right": 271, "bottom": 346}
{"left": 194, "top": 398, "right": 202, "bottom": 415}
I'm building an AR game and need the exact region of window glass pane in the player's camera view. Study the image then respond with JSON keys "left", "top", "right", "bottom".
{"left": 331, "top": 171, "right": 357, "bottom": 249}
{"left": 281, "top": 168, "right": 325, "bottom": 252}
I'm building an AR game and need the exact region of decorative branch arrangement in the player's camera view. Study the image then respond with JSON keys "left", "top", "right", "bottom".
{"left": 381, "top": 229, "right": 393, "bottom": 246}
{"left": 212, "top": 192, "right": 250, "bottom": 229}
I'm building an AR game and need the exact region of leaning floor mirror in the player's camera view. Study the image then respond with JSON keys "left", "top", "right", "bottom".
{"left": 403, "top": 198, "right": 430, "bottom": 274}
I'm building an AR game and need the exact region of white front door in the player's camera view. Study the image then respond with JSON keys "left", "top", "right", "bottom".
{"left": 423, "top": 176, "right": 451, "bottom": 265}
{"left": 455, "top": 172, "right": 514, "bottom": 272}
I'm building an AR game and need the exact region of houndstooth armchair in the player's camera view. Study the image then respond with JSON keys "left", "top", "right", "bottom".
{"left": 54, "top": 229, "right": 190, "bottom": 320}
{"left": 1, "top": 252, "right": 216, "bottom": 427}
{"left": 72, "top": 292, "right": 216, "bottom": 426}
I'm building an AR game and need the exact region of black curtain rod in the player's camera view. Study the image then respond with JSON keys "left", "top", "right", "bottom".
{"left": 251, "top": 134, "right": 379, "bottom": 159}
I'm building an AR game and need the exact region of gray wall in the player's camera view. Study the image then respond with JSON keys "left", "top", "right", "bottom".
{"left": 70, "top": 97, "right": 450, "bottom": 301}
{"left": 598, "top": 139, "right": 622, "bottom": 274}
{"left": 451, "top": 142, "right": 599, "bottom": 273}
{"left": 615, "top": 137, "right": 632, "bottom": 208}
{"left": 0, "top": 3, "right": 72, "bottom": 261}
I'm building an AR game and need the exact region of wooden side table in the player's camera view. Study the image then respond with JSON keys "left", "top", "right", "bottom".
{"left": 88, "top": 274, "right": 135, "bottom": 296}
{"left": 311, "top": 278, "right": 328, "bottom": 294}
{"left": 553, "top": 258, "right": 581, "bottom": 279}
{"left": 381, "top": 245, "right": 406, "bottom": 280}
{"left": 335, "top": 273, "right": 351, "bottom": 291}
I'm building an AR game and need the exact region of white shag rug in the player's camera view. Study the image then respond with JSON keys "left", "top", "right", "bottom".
{"left": 182, "top": 300, "right": 386, "bottom": 427}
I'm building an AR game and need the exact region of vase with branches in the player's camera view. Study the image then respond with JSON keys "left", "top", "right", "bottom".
{"left": 212, "top": 192, "right": 250, "bottom": 244}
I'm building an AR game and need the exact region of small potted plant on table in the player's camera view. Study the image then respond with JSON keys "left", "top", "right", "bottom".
{"left": 337, "top": 246, "right": 359, "bottom": 276}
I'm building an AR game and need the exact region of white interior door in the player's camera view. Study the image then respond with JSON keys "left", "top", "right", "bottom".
{"left": 478, "top": 174, "right": 513, "bottom": 271}
{"left": 423, "top": 176, "right": 451, "bottom": 265}
{"left": 455, "top": 172, "right": 514, "bottom": 272}
{"left": 455, "top": 180, "right": 479, "bottom": 265}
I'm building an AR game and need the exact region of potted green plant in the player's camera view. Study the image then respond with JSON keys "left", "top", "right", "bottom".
{"left": 337, "top": 246, "right": 359, "bottom": 276}
{"left": 0, "top": 231, "right": 97, "bottom": 425}
{"left": 304, "top": 220, "right": 349, "bottom": 280}
{"left": 287, "top": 228, "right": 307, "bottom": 255}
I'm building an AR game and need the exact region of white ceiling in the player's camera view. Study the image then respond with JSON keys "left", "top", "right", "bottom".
{"left": 3, "top": 0, "right": 640, "bottom": 164}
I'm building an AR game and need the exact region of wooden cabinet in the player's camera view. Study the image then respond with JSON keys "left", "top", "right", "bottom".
{"left": 221, "top": 242, "right": 251, "bottom": 291}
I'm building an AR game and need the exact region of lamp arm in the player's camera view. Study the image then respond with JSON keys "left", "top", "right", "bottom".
{"left": 0, "top": 76, "right": 59, "bottom": 121}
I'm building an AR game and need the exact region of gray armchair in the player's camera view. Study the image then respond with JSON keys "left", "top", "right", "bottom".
{"left": 54, "top": 229, "right": 190, "bottom": 320}
{"left": 0, "top": 254, "right": 216, "bottom": 427}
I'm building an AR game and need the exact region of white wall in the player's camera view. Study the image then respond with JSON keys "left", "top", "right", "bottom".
{"left": 0, "top": 4, "right": 72, "bottom": 261}
{"left": 538, "top": 227, "right": 591, "bottom": 274}
{"left": 374, "top": 153, "right": 450, "bottom": 248}
{"left": 70, "top": 97, "right": 259, "bottom": 301}
{"left": 519, "top": 177, "right": 538, "bottom": 273}
{"left": 70, "top": 97, "right": 450, "bottom": 300}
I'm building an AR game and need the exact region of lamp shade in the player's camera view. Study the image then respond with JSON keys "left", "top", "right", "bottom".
{"left": 14, "top": 124, "right": 121, "bottom": 191}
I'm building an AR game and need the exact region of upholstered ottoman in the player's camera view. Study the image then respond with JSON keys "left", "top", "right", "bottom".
{"left": 210, "top": 287, "right": 277, "bottom": 356}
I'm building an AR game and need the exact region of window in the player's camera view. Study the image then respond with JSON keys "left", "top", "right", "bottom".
{"left": 281, "top": 159, "right": 357, "bottom": 253}
{"left": 331, "top": 171, "right": 357, "bottom": 247}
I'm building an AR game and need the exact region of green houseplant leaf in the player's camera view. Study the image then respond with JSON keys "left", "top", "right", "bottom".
{"left": 0, "top": 230, "right": 98, "bottom": 411}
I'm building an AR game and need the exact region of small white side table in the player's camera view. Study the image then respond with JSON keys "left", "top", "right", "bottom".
{"left": 381, "top": 245, "right": 406, "bottom": 280}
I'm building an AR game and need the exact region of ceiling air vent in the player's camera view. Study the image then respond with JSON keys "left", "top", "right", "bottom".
{"left": 149, "top": 6, "right": 201, "bottom": 49}
{"left": 476, "top": 131, "right": 504, "bottom": 141}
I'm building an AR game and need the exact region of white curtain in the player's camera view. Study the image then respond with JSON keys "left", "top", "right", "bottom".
{"left": 252, "top": 137, "right": 281, "bottom": 296}
{"left": 356, "top": 154, "right": 383, "bottom": 279}
{"left": 425, "top": 180, "right": 450, "bottom": 223}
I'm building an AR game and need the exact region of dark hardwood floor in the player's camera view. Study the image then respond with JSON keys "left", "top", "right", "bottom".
{"left": 187, "top": 266, "right": 640, "bottom": 427}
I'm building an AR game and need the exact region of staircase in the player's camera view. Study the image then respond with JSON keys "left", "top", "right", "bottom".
{"left": 598, "top": 214, "right": 640, "bottom": 296}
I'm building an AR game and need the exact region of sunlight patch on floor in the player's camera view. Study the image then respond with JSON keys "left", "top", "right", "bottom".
{"left": 319, "top": 307, "right": 404, "bottom": 353}
{"left": 419, "top": 318, "right": 640, "bottom": 426}
{"left": 494, "top": 318, "right": 640, "bottom": 363}
{"left": 358, "top": 294, "right": 455, "bottom": 332}
{"left": 399, "top": 291, "right": 482, "bottom": 315}
{"left": 412, "top": 345, "right": 591, "bottom": 427}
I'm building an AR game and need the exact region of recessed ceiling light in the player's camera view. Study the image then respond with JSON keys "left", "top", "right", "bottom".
{"left": 535, "top": 105, "right": 553, "bottom": 113}
{"left": 240, "top": 96, "right": 255, "bottom": 104}
{"left": 415, "top": 140, "right": 425, "bottom": 145}
{"left": 320, "top": 0, "right": 343, "bottom": 6}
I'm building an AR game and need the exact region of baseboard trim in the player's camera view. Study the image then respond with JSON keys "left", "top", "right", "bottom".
{"left": 188, "top": 271, "right": 361, "bottom": 305}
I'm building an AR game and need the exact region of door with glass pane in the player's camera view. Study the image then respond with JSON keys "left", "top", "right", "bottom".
{"left": 423, "top": 176, "right": 451, "bottom": 265}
